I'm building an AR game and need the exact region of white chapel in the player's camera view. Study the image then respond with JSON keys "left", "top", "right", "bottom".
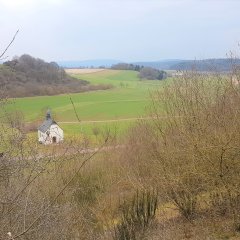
{"left": 38, "top": 110, "right": 64, "bottom": 145}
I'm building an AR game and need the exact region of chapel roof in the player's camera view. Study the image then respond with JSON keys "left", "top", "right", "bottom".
{"left": 38, "top": 110, "right": 57, "bottom": 133}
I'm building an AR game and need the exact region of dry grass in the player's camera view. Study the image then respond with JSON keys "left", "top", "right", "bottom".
{"left": 65, "top": 68, "right": 106, "bottom": 74}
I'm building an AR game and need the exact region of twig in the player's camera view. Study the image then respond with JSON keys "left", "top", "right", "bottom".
{"left": 0, "top": 30, "right": 19, "bottom": 60}
{"left": 69, "top": 95, "right": 81, "bottom": 122}
{"left": 23, "top": 188, "right": 32, "bottom": 232}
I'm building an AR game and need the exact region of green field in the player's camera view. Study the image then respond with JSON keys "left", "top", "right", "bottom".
{"left": 6, "top": 70, "right": 166, "bottom": 137}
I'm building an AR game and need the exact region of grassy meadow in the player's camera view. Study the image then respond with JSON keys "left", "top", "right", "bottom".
{"left": 7, "top": 69, "right": 166, "bottom": 138}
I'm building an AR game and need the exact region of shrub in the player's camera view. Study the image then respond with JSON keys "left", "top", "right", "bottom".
{"left": 114, "top": 189, "right": 158, "bottom": 240}
{"left": 138, "top": 67, "right": 167, "bottom": 80}
{"left": 210, "top": 190, "right": 240, "bottom": 231}
{"left": 71, "top": 171, "right": 105, "bottom": 207}
{"left": 169, "top": 188, "right": 198, "bottom": 220}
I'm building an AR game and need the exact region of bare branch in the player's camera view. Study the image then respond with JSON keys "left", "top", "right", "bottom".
{"left": 69, "top": 94, "right": 81, "bottom": 122}
{"left": 12, "top": 139, "right": 109, "bottom": 239}
{"left": 0, "top": 30, "right": 19, "bottom": 60}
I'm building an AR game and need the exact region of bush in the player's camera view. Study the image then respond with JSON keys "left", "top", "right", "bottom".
{"left": 138, "top": 67, "right": 167, "bottom": 80}
{"left": 71, "top": 171, "right": 105, "bottom": 207}
{"left": 210, "top": 190, "right": 240, "bottom": 231}
{"left": 114, "top": 189, "right": 158, "bottom": 240}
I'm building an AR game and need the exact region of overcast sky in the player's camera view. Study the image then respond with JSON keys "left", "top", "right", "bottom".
{"left": 0, "top": 0, "right": 240, "bottom": 62}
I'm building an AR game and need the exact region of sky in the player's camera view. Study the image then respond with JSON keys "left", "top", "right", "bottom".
{"left": 0, "top": 0, "right": 240, "bottom": 62}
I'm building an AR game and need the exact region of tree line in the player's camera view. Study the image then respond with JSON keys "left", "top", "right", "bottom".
{"left": 111, "top": 63, "right": 167, "bottom": 80}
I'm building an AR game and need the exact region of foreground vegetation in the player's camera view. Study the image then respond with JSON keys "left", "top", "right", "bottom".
{"left": 1, "top": 65, "right": 240, "bottom": 239}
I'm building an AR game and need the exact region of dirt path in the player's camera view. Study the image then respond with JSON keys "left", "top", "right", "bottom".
{"left": 58, "top": 115, "right": 182, "bottom": 124}
{"left": 59, "top": 117, "right": 154, "bottom": 124}
{"left": 14, "top": 144, "right": 125, "bottom": 162}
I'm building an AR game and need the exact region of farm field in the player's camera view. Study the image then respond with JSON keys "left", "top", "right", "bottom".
{"left": 65, "top": 68, "right": 106, "bottom": 74}
{"left": 7, "top": 69, "right": 166, "bottom": 137}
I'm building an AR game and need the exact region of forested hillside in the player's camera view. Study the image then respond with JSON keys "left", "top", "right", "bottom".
{"left": 134, "top": 58, "right": 240, "bottom": 71}
{"left": 0, "top": 55, "right": 110, "bottom": 97}
{"left": 169, "top": 58, "right": 240, "bottom": 71}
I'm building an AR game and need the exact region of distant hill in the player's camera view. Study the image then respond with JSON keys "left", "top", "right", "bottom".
{"left": 133, "top": 60, "right": 187, "bottom": 70}
{"left": 0, "top": 54, "right": 111, "bottom": 98}
{"left": 58, "top": 59, "right": 121, "bottom": 68}
{"left": 57, "top": 58, "right": 240, "bottom": 71}
{"left": 133, "top": 59, "right": 240, "bottom": 72}
{"left": 168, "top": 58, "right": 240, "bottom": 71}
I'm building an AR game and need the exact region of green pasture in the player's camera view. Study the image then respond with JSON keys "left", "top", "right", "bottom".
{"left": 5, "top": 70, "right": 166, "bottom": 137}
{"left": 9, "top": 88, "right": 149, "bottom": 121}
{"left": 72, "top": 70, "right": 164, "bottom": 88}
{"left": 62, "top": 120, "right": 136, "bottom": 139}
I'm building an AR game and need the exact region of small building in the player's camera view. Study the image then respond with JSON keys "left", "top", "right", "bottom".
{"left": 38, "top": 110, "right": 64, "bottom": 145}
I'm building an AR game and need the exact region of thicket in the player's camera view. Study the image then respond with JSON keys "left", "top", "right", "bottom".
{"left": 118, "top": 62, "right": 240, "bottom": 237}
{"left": 111, "top": 63, "right": 143, "bottom": 71}
{"left": 111, "top": 63, "right": 167, "bottom": 80}
{"left": 138, "top": 67, "right": 167, "bottom": 80}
